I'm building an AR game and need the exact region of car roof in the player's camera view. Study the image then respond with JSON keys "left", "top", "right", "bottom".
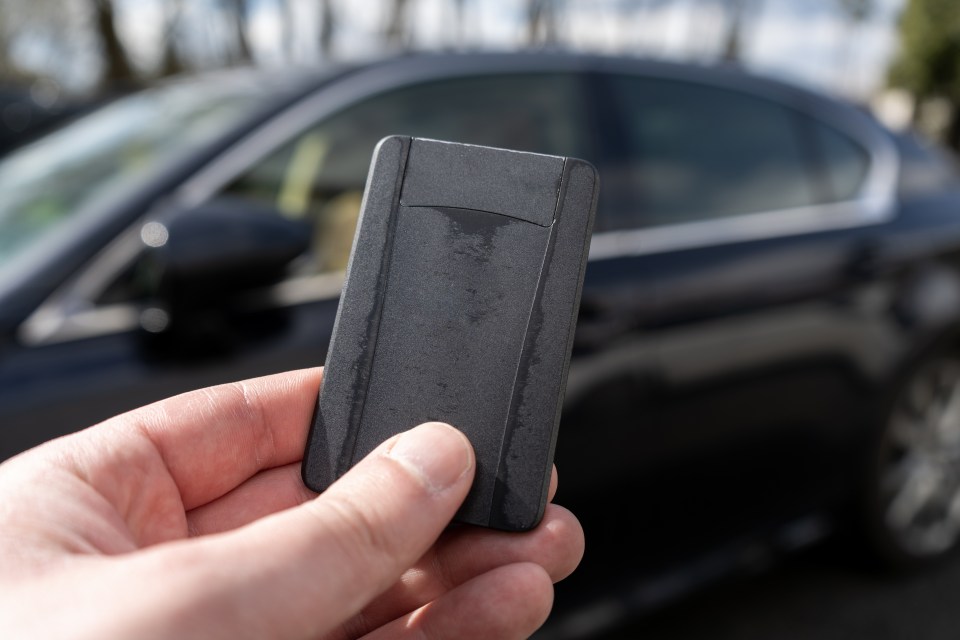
{"left": 167, "top": 51, "right": 865, "bottom": 121}
{"left": 266, "top": 51, "right": 882, "bottom": 139}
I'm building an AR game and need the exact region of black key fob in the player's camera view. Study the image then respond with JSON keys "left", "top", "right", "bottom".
{"left": 302, "top": 136, "right": 598, "bottom": 531}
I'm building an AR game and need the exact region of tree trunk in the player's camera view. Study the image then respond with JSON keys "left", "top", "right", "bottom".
{"left": 385, "top": 0, "right": 411, "bottom": 49}
{"left": 319, "top": 0, "right": 335, "bottom": 58}
{"left": 527, "top": 0, "right": 558, "bottom": 45}
{"left": 159, "top": 0, "right": 186, "bottom": 77}
{"left": 93, "top": 0, "right": 136, "bottom": 89}
{"left": 720, "top": 0, "right": 747, "bottom": 62}
{"left": 227, "top": 0, "right": 253, "bottom": 64}
{"left": 159, "top": 39, "right": 186, "bottom": 77}
{"left": 0, "top": 20, "right": 13, "bottom": 77}
{"left": 452, "top": 0, "right": 465, "bottom": 44}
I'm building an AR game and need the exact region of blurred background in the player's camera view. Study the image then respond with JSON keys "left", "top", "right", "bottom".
{"left": 0, "top": 0, "right": 950, "bottom": 147}
{"left": 5, "top": 1, "right": 960, "bottom": 639}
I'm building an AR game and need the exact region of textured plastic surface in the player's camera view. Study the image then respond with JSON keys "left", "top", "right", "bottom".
{"left": 302, "top": 136, "right": 598, "bottom": 531}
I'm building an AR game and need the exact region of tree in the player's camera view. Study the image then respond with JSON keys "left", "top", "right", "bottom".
{"left": 719, "top": 0, "right": 749, "bottom": 62}
{"left": 319, "top": 0, "right": 335, "bottom": 58}
{"left": 159, "top": 0, "right": 187, "bottom": 77}
{"left": 384, "top": 0, "right": 411, "bottom": 49}
{"left": 889, "top": 0, "right": 960, "bottom": 148}
{"left": 526, "top": 0, "right": 560, "bottom": 46}
{"left": 225, "top": 0, "right": 253, "bottom": 64}
{"left": 836, "top": 0, "right": 874, "bottom": 95}
{"left": 838, "top": 0, "right": 873, "bottom": 24}
{"left": 451, "top": 0, "right": 465, "bottom": 45}
{"left": 92, "top": 0, "right": 136, "bottom": 89}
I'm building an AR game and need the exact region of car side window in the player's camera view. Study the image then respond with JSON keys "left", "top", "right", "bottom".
{"left": 811, "top": 120, "right": 870, "bottom": 201}
{"left": 219, "top": 73, "right": 590, "bottom": 276}
{"left": 600, "top": 75, "right": 819, "bottom": 231}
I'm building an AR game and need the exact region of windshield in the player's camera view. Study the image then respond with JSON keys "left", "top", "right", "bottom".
{"left": 0, "top": 76, "right": 264, "bottom": 272}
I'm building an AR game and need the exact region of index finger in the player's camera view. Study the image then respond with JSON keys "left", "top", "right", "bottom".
{"left": 98, "top": 368, "right": 322, "bottom": 510}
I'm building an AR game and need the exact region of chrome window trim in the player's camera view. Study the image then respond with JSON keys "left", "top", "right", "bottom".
{"left": 18, "top": 60, "right": 900, "bottom": 347}
{"left": 589, "top": 196, "right": 894, "bottom": 260}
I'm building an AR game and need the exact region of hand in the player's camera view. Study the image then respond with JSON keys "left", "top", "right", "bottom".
{"left": 0, "top": 368, "right": 584, "bottom": 639}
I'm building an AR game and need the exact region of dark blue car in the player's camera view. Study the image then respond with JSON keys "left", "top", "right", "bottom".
{"left": 2, "top": 52, "right": 959, "bottom": 634}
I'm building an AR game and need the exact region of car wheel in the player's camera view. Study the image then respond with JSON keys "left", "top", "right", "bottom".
{"left": 865, "top": 356, "right": 960, "bottom": 569}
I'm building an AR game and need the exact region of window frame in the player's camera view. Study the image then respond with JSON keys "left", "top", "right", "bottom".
{"left": 597, "top": 72, "right": 825, "bottom": 228}
{"left": 586, "top": 63, "right": 898, "bottom": 261}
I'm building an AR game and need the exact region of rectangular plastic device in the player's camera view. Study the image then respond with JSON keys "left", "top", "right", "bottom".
{"left": 302, "top": 136, "right": 598, "bottom": 531}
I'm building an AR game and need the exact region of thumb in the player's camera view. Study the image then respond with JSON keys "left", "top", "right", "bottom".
{"left": 136, "top": 422, "right": 475, "bottom": 640}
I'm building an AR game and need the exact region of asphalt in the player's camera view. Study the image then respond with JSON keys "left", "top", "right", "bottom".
{"left": 590, "top": 545, "right": 960, "bottom": 640}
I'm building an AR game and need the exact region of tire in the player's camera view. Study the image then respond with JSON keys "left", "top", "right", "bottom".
{"left": 862, "top": 355, "right": 960, "bottom": 570}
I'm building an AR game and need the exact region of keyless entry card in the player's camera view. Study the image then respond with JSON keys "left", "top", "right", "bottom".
{"left": 302, "top": 136, "right": 598, "bottom": 531}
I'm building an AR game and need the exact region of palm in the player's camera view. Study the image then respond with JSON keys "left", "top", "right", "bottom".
{"left": 0, "top": 369, "right": 581, "bottom": 639}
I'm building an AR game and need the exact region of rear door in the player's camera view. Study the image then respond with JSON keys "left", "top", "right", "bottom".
{"left": 558, "top": 68, "right": 900, "bottom": 561}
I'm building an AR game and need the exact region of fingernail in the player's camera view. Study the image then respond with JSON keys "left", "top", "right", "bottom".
{"left": 388, "top": 422, "right": 473, "bottom": 493}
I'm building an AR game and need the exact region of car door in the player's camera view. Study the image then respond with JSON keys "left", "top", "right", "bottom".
{"left": 0, "top": 67, "right": 597, "bottom": 460}
{"left": 556, "top": 69, "right": 902, "bottom": 566}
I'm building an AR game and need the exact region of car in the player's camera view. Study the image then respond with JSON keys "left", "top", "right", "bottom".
{"left": 0, "top": 84, "right": 100, "bottom": 156}
{"left": 1, "top": 52, "right": 960, "bottom": 634}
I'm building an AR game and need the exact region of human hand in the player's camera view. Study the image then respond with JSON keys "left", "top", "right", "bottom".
{"left": 0, "top": 368, "right": 584, "bottom": 639}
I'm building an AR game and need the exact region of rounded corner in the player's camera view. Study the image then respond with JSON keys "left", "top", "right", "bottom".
{"left": 568, "top": 157, "right": 599, "bottom": 183}
{"left": 372, "top": 135, "right": 409, "bottom": 157}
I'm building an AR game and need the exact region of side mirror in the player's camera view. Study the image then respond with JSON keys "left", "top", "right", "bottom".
{"left": 136, "top": 197, "right": 310, "bottom": 348}
{"left": 140, "top": 196, "right": 310, "bottom": 305}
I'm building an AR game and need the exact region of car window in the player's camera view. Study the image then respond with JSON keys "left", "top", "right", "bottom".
{"left": 600, "top": 75, "right": 818, "bottom": 231}
{"left": 0, "top": 79, "right": 262, "bottom": 284}
{"left": 812, "top": 120, "right": 870, "bottom": 201}
{"left": 220, "top": 73, "right": 590, "bottom": 276}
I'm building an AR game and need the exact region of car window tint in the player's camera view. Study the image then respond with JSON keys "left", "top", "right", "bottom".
{"left": 221, "top": 73, "right": 589, "bottom": 276}
{"left": 0, "top": 80, "right": 261, "bottom": 280}
{"left": 813, "top": 120, "right": 870, "bottom": 201}
{"left": 600, "top": 75, "right": 816, "bottom": 231}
